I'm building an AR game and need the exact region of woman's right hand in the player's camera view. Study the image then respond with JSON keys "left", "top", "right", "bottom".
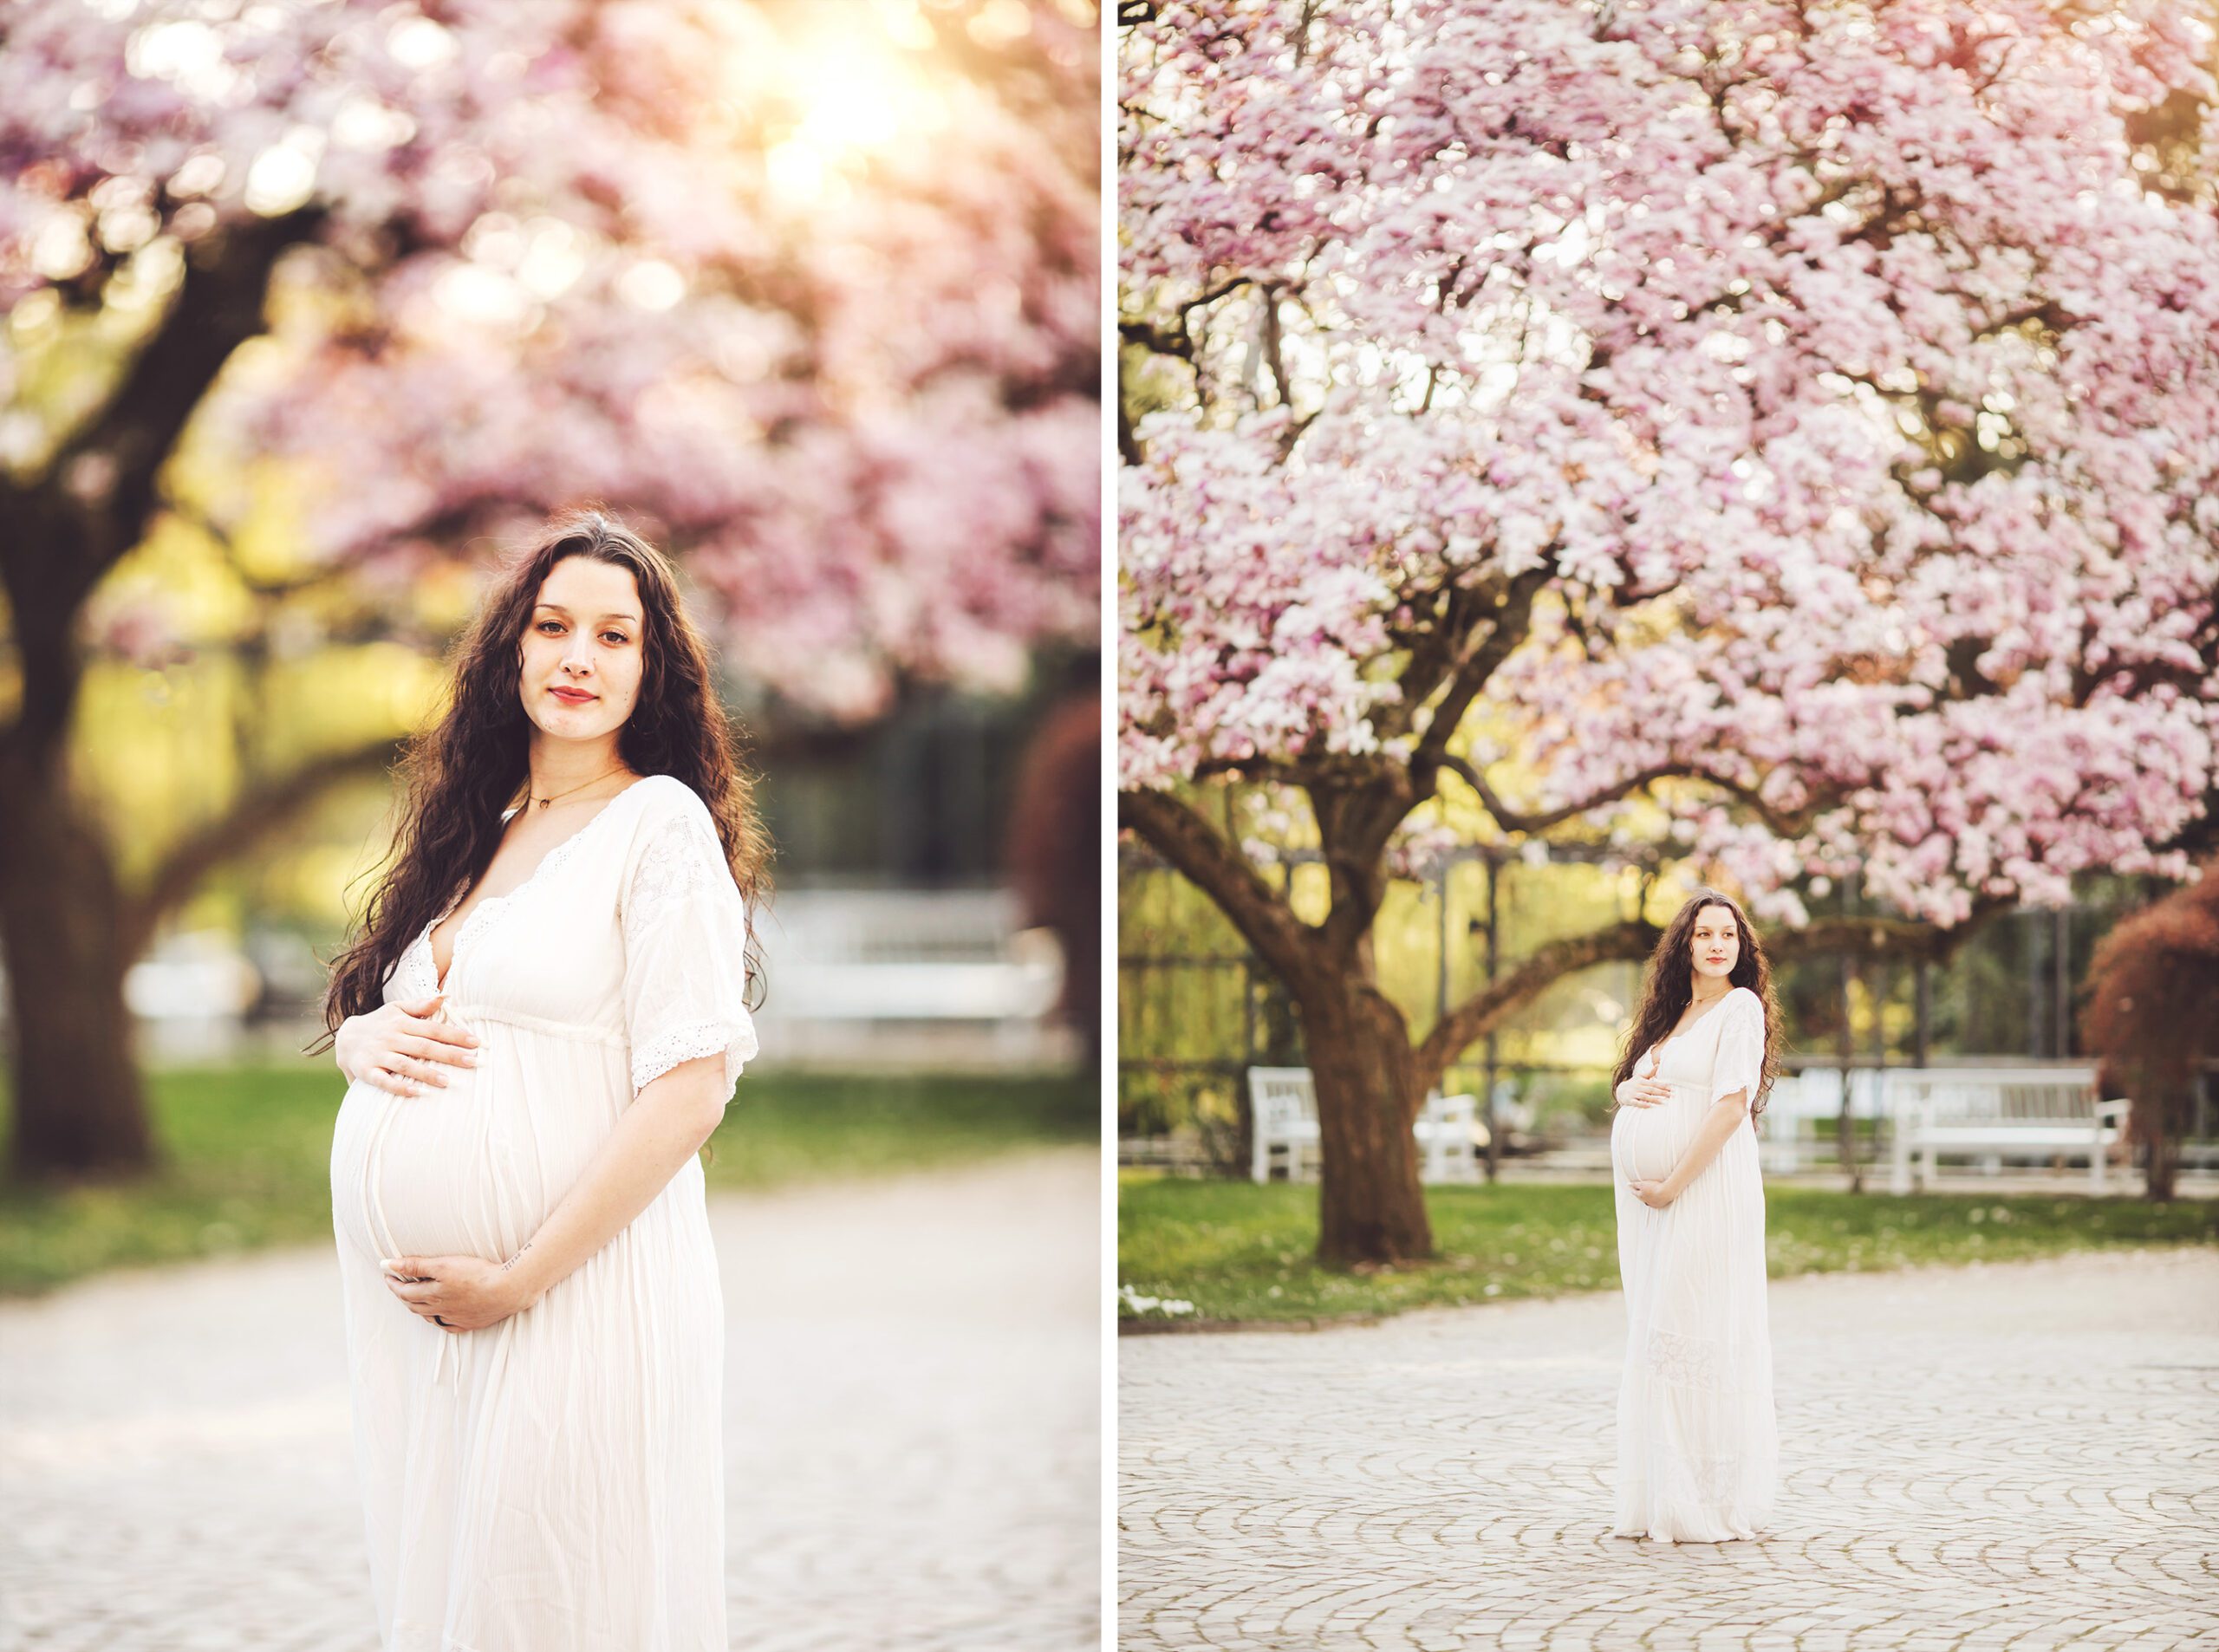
{"left": 336, "top": 993, "right": 479, "bottom": 1096}
{"left": 1614, "top": 1076, "right": 1671, "bottom": 1109}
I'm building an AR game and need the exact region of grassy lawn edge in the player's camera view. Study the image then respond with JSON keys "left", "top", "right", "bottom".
{"left": 1117, "top": 1173, "right": 2219, "bottom": 1332}
{"left": 0, "top": 1063, "right": 1094, "bottom": 1298}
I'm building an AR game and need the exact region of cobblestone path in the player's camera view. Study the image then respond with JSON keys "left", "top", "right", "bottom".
{"left": 1120, "top": 1247, "right": 2217, "bottom": 1651}
{"left": 1, "top": 1146, "right": 1100, "bottom": 1650}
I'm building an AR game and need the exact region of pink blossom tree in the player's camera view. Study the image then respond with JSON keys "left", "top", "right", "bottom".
{"left": 1119, "top": 0, "right": 2219, "bottom": 1263}
{"left": 0, "top": 0, "right": 1099, "bottom": 1176}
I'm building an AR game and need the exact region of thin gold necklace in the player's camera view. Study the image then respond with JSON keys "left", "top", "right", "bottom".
{"left": 526, "top": 764, "right": 628, "bottom": 812}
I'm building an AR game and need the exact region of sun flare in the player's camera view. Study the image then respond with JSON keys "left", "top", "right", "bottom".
{"left": 763, "top": 21, "right": 952, "bottom": 205}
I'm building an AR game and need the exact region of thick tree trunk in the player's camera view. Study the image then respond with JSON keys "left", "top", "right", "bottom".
{"left": 1305, "top": 986, "right": 1432, "bottom": 1265}
{"left": 2138, "top": 1087, "right": 2184, "bottom": 1203}
{"left": 0, "top": 210, "right": 322, "bottom": 1180}
{"left": 0, "top": 749, "right": 153, "bottom": 1180}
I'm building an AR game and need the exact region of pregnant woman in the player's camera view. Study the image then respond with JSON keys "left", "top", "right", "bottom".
{"left": 313, "top": 510, "right": 767, "bottom": 1648}
{"left": 1607, "top": 888, "right": 1780, "bottom": 1543}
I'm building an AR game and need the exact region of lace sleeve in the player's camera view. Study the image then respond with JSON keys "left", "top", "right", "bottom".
{"left": 1708, "top": 989, "right": 1765, "bottom": 1111}
{"left": 620, "top": 800, "right": 758, "bottom": 1102}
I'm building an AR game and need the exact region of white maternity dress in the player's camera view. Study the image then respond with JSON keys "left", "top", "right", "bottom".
{"left": 329, "top": 773, "right": 758, "bottom": 1649}
{"left": 1607, "top": 984, "right": 1778, "bottom": 1542}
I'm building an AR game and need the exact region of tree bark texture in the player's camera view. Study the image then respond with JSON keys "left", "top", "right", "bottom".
{"left": 0, "top": 211, "right": 318, "bottom": 1178}
{"left": 0, "top": 743, "right": 153, "bottom": 1178}
{"left": 1302, "top": 983, "right": 1433, "bottom": 1265}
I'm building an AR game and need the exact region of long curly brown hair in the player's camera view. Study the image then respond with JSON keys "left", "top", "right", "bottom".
{"left": 1610, "top": 888, "right": 1783, "bottom": 1122}
{"left": 308, "top": 508, "right": 772, "bottom": 1054}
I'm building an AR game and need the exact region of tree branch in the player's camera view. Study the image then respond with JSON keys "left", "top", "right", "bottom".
{"left": 0, "top": 211, "right": 323, "bottom": 762}
{"left": 1255, "top": 281, "right": 1292, "bottom": 410}
{"left": 1764, "top": 905, "right": 2004, "bottom": 969}
{"left": 1415, "top": 898, "right": 2008, "bottom": 1085}
{"left": 1119, "top": 276, "right": 1257, "bottom": 365}
{"left": 1119, "top": 315, "right": 1191, "bottom": 359}
{"left": 119, "top": 732, "right": 405, "bottom": 962}
{"left": 1408, "top": 565, "right": 1550, "bottom": 783}
{"left": 1370, "top": 583, "right": 1474, "bottom": 750}
{"left": 1437, "top": 755, "right": 1681, "bottom": 835}
{"left": 1415, "top": 917, "right": 1661, "bottom": 1084}
{"left": 1118, "top": 392, "right": 1145, "bottom": 467}
{"left": 1438, "top": 753, "right": 1844, "bottom": 840}
{"left": 169, "top": 498, "right": 361, "bottom": 602}
{"left": 49, "top": 208, "right": 324, "bottom": 582}
{"left": 1119, "top": 785, "right": 1323, "bottom": 995}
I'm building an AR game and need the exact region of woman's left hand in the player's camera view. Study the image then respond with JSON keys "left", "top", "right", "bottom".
{"left": 381, "top": 1253, "right": 540, "bottom": 1331}
{"left": 1626, "top": 1177, "right": 1678, "bottom": 1210}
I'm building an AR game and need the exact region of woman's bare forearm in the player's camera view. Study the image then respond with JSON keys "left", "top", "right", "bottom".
{"left": 1664, "top": 1091, "right": 1750, "bottom": 1199}
{"left": 499, "top": 1055, "right": 726, "bottom": 1302}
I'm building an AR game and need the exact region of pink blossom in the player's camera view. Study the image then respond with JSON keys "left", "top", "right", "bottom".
{"left": 1121, "top": 0, "right": 2219, "bottom": 922}
{"left": 6, "top": 0, "right": 1100, "bottom": 717}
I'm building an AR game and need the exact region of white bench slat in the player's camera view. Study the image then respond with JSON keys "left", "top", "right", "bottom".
{"left": 1913, "top": 1125, "right": 2114, "bottom": 1148}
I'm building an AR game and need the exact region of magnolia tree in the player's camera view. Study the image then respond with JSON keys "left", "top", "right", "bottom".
{"left": 0, "top": 0, "right": 1098, "bottom": 1175}
{"left": 1119, "top": 0, "right": 2219, "bottom": 1263}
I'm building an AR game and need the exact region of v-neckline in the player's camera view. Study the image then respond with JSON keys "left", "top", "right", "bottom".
{"left": 1648, "top": 990, "right": 1735, "bottom": 1062}
{"left": 424, "top": 777, "right": 652, "bottom": 992}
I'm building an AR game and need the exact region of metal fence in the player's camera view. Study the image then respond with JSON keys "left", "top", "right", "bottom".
{"left": 1119, "top": 844, "right": 2209, "bottom": 1177}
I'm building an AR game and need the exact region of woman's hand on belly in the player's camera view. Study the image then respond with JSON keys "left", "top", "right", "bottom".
{"left": 1625, "top": 1176, "right": 1678, "bottom": 1210}
{"left": 1614, "top": 1076, "right": 1671, "bottom": 1109}
{"left": 381, "top": 1250, "right": 543, "bottom": 1332}
{"left": 339, "top": 992, "right": 480, "bottom": 1096}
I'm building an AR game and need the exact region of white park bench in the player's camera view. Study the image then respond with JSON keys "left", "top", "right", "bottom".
{"left": 764, "top": 889, "right": 1059, "bottom": 1018}
{"left": 1758, "top": 1068, "right": 1884, "bottom": 1175}
{"left": 1883, "top": 1067, "right": 2131, "bottom": 1194}
{"left": 1246, "top": 1066, "right": 1479, "bottom": 1185}
{"left": 753, "top": 888, "right": 1064, "bottom": 1064}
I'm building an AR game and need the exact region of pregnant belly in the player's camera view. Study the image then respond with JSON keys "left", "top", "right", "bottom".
{"left": 330, "top": 1063, "right": 600, "bottom": 1263}
{"left": 1612, "top": 1089, "right": 1693, "bottom": 1184}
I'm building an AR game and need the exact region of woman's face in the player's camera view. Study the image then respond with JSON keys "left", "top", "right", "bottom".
{"left": 1688, "top": 903, "right": 1741, "bottom": 987}
{"left": 517, "top": 555, "right": 647, "bottom": 746}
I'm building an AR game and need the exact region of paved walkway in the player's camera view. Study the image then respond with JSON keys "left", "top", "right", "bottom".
{"left": 1121, "top": 1247, "right": 2219, "bottom": 1652}
{"left": 0, "top": 1146, "right": 1100, "bottom": 1651}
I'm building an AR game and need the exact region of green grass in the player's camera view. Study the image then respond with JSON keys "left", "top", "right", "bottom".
{"left": 1118, "top": 1172, "right": 2219, "bottom": 1326}
{"left": 0, "top": 1062, "right": 1095, "bottom": 1297}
